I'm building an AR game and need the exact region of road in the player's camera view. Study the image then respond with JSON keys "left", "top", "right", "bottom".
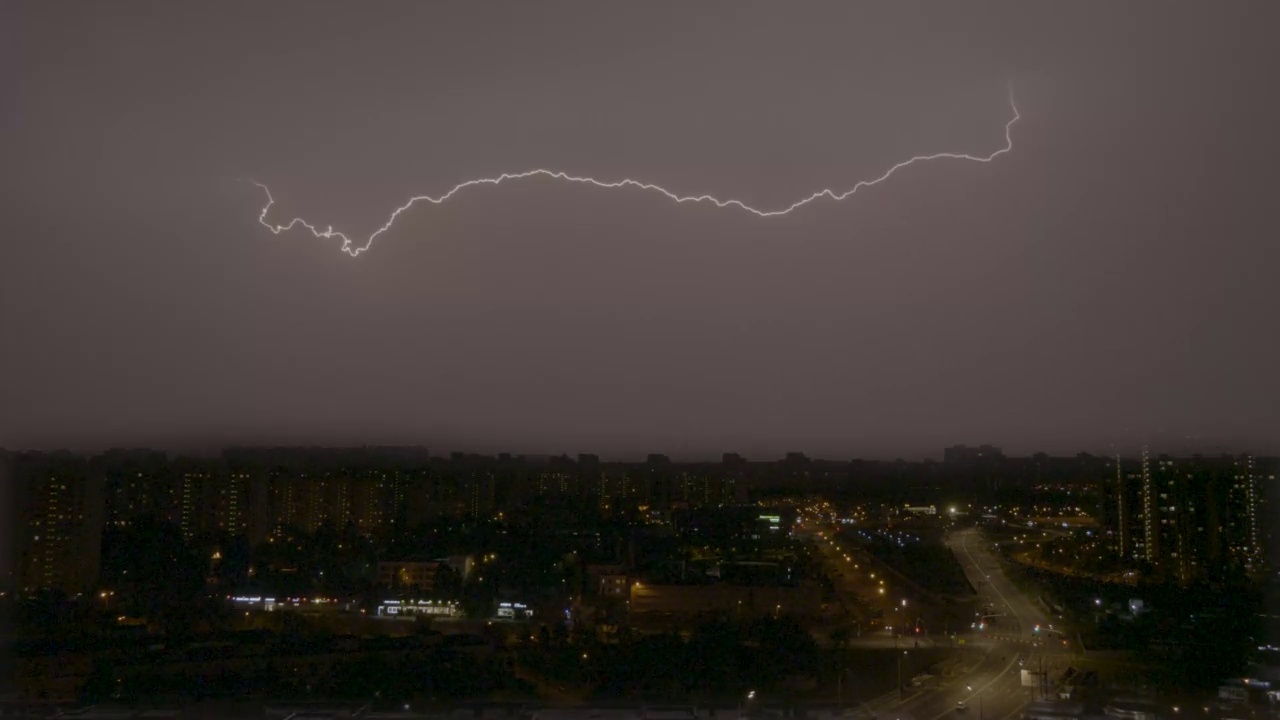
{"left": 812, "top": 631, "right": 985, "bottom": 651}
{"left": 813, "top": 532, "right": 933, "bottom": 637}
{"left": 853, "top": 528, "right": 1069, "bottom": 720}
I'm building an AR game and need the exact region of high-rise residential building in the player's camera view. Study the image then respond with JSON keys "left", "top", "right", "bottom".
{"left": 259, "top": 464, "right": 406, "bottom": 536}
{"left": 672, "top": 471, "right": 738, "bottom": 508}
{"left": 1139, "top": 447, "right": 1168, "bottom": 569}
{"left": 94, "top": 450, "right": 270, "bottom": 545}
{"left": 534, "top": 470, "right": 575, "bottom": 498}
{"left": 1267, "top": 458, "right": 1280, "bottom": 572}
{"left": 461, "top": 468, "right": 495, "bottom": 520}
{"left": 646, "top": 454, "right": 674, "bottom": 509}
{"left": 593, "top": 469, "right": 642, "bottom": 515}
{"left": 214, "top": 467, "right": 253, "bottom": 538}
{"left": 578, "top": 454, "right": 602, "bottom": 508}
{"left": 723, "top": 453, "right": 751, "bottom": 504}
{"left": 1229, "top": 455, "right": 1265, "bottom": 574}
{"left": 1124, "top": 468, "right": 1143, "bottom": 562}
{"left": 403, "top": 468, "right": 445, "bottom": 522}
{"left": 1101, "top": 455, "right": 1143, "bottom": 563}
{"left": 1132, "top": 452, "right": 1265, "bottom": 585}
{"left": 96, "top": 449, "right": 177, "bottom": 529}
{"left": 418, "top": 453, "right": 498, "bottom": 520}
{"left": 620, "top": 469, "right": 644, "bottom": 504}
{"left": 173, "top": 458, "right": 226, "bottom": 543}
{"left": 351, "top": 468, "right": 404, "bottom": 535}
{"left": 493, "top": 454, "right": 527, "bottom": 513}
{"left": 309, "top": 473, "right": 353, "bottom": 529}
{"left": 267, "top": 469, "right": 313, "bottom": 537}
{"left": 397, "top": 457, "right": 495, "bottom": 522}
{"left": 221, "top": 453, "right": 272, "bottom": 545}
{"left": 13, "top": 452, "right": 104, "bottom": 596}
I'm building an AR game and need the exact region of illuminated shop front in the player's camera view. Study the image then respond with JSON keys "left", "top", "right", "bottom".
{"left": 495, "top": 601, "right": 533, "bottom": 620}
{"left": 376, "top": 599, "right": 461, "bottom": 618}
{"left": 229, "top": 595, "right": 355, "bottom": 612}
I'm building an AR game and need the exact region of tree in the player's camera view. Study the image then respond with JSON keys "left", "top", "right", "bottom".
{"left": 747, "top": 615, "right": 819, "bottom": 689}
{"left": 435, "top": 564, "right": 463, "bottom": 598}
{"left": 211, "top": 532, "right": 252, "bottom": 588}
{"left": 828, "top": 625, "right": 852, "bottom": 651}
{"left": 630, "top": 632, "right": 685, "bottom": 695}
{"left": 684, "top": 619, "right": 743, "bottom": 695}
{"left": 18, "top": 589, "right": 69, "bottom": 638}
{"left": 100, "top": 515, "right": 206, "bottom": 633}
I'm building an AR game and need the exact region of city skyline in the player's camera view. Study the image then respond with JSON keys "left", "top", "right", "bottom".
{"left": 4, "top": 435, "right": 1276, "bottom": 463}
{"left": 8, "top": 442, "right": 1274, "bottom": 594}
{"left": 5, "top": 2, "right": 1280, "bottom": 712}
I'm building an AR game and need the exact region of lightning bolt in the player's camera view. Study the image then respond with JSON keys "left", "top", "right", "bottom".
{"left": 254, "top": 89, "right": 1020, "bottom": 258}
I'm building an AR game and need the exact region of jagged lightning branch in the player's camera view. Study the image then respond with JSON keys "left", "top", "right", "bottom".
{"left": 254, "top": 89, "right": 1020, "bottom": 258}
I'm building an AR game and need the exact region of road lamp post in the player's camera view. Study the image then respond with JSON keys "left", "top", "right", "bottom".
{"left": 739, "top": 690, "right": 755, "bottom": 719}
{"left": 895, "top": 599, "right": 907, "bottom": 648}
{"left": 898, "top": 650, "right": 907, "bottom": 699}
{"left": 966, "top": 685, "right": 984, "bottom": 720}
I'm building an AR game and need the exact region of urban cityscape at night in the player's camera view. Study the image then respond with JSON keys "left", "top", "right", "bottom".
{"left": 4, "top": 1, "right": 1279, "bottom": 719}
{"left": 1, "top": 447, "right": 1277, "bottom": 718}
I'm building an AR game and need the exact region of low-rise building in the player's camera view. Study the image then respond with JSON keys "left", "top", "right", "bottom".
{"left": 598, "top": 574, "right": 629, "bottom": 598}
{"left": 378, "top": 561, "right": 442, "bottom": 591}
{"left": 628, "top": 581, "right": 821, "bottom": 626}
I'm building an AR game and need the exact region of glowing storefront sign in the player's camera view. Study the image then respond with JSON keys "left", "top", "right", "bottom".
{"left": 496, "top": 601, "right": 532, "bottom": 619}
{"left": 377, "top": 599, "right": 460, "bottom": 618}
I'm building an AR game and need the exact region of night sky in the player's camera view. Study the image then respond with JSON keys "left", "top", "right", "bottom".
{"left": 3, "top": 2, "right": 1278, "bottom": 459}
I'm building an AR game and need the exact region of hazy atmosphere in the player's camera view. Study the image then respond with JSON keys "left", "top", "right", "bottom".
{"left": 4, "top": 1, "right": 1278, "bottom": 459}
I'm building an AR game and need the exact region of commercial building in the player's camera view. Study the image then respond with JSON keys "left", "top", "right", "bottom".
{"left": 376, "top": 598, "right": 461, "bottom": 618}
{"left": 628, "top": 580, "right": 821, "bottom": 626}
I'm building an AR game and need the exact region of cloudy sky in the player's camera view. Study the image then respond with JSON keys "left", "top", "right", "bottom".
{"left": 3, "top": 1, "right": 1278, "bottom": 459}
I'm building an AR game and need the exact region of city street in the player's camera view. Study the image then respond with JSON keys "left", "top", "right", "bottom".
{"left": 812, "top": 631, "right": 985, "bottom": 651}
{"left": 857, "top": 528, "right": 1065, "bottom": 720}
{"left": 814, "top": 532, "right": 931, "bottom": 636}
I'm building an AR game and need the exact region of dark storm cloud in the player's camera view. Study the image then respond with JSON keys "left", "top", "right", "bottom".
{"left": 2, "top": 1, "right": 1278, "bottom": 459}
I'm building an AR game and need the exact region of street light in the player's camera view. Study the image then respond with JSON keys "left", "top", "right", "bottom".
{"left": 896, "top": 599, "right": 907, "bottom": 647}
{"left": 966, "top": 685, "right": 984, "bottom": 720}
{"left": 898, "top": 650, "right": 907, "bottom": 699}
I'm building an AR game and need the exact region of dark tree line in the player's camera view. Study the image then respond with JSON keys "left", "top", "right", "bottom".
{"left": 535, "top": 615, "right": 820, "bottom": 700}
{"left": 99, "top": 515, "right": 222, "bottom": 636}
